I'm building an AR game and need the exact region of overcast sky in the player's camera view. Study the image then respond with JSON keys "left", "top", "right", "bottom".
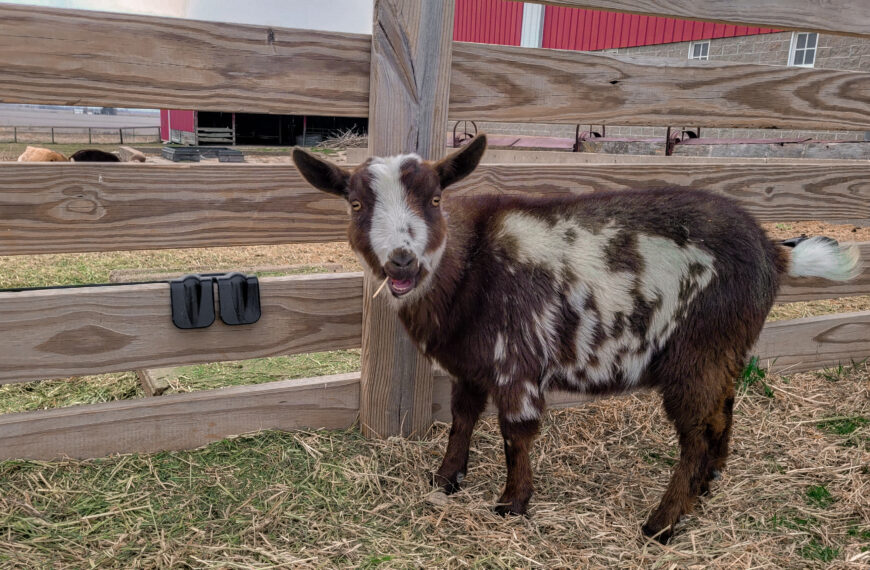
{"left": 0, "top": 0, "right": 374, "bottom": 33}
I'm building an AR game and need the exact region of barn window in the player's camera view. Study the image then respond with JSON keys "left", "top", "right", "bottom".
{"left": 789, "top": 32, "right": 818, "bottom": 67}
{"left": 689, "top": 41, "right": 710, "bottom": 60}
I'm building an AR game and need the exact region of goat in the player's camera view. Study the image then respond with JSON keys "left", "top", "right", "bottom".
{"left": 69, "top": 149, "right": 120, "bottom": 162}
{"left": 17, "top": 146, "right": 67, "bottom": 162}
{"left": 292, "top": 135, "right": 860, "bottom": 542}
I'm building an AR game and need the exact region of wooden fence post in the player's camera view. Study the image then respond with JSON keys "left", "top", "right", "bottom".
{"left": 359, "top": 0, "right": 455, "bottom": 438}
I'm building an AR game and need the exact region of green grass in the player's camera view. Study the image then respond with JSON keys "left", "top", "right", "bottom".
{"left": 0, "top": 429, "right": 385, "bottom": 566}
{"left": 0, "top": 351, "right": 360, "bottom": 415}
{"left": 765, "top": 512, "right": 845, "bottom": 562}
{"left": 800, "top": 541, "right": 840, "bottom": 562}
{"left": 739, "top": 356, "right": 774, "bottom": 398}
{"left": 818, "top": 359, "right": 868, "bottom": 383}
{"left": 817, "top": 416, "right": 869, "bottom": 436}
{"left": 805, "top": 485, "right": 835, "bottom": 508}
{"left": 171, "top": 351, "right": 361, "bottom": 390}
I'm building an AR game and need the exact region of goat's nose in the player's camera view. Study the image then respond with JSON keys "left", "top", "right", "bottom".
{"left": 388, "top": 249, "right": 415, "bottom": 269}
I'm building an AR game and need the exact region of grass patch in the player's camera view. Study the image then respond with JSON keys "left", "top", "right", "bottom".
{"left": 0, "top": 373, "right": 142, "bottom": 415}
{"left": 767, "top": 512, "right": 819, "bottom": 532}
{"left": 0, "top": 244, "right": 359, "bottom": 290}
{"left": 171, "top": 351, "right": 361, "bottom": 392}
{"left": 800, "top": 540, "right": 840, "bottom": 562}
{"left": 805, "top": 485, "right": 835, "bottom": 508}
{"left": 739, "top": 356, "right": 774, "bottom": 398}
{"left": 816, "top": 415, "right": 869, "bottom": 436}
{"left": 0, "top": 351, "right": 360, "bottom": 414}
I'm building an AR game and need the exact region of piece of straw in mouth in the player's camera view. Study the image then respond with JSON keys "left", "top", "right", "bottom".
{"left": 373, "top": 277, "right": 389, "bottom": 299}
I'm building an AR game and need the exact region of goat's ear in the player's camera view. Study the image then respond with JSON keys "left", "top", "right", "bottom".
{"left": 434, "top": 134, "right": 487, "bottom": 189}
{"left": 292, "top": 147, "right": 351, "bottom": 198}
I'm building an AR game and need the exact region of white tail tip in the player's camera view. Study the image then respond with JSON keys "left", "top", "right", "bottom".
{"left": 788, "top": 237, "right": 862, "bottom": 281}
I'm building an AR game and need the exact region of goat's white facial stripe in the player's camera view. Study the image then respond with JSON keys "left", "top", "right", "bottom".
{"left": 367, "top": 154, "right": 429, "bottom": 266}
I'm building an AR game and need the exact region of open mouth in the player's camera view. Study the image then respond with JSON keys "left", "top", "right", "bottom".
{"left": 386, "top": 273, "right": 419, "bottom": 297}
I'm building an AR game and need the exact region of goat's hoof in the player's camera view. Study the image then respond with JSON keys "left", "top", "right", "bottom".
{"left": 711, "top": 469, "right": 722, "bottom": 481}
{"left": 430, "top": 471, "right": 463, "bottom": 495}
{"left": 641, "top": 523, "right": 673, "bottom": 544}
{"left": 493, "top": 500, "right": 529, "bottom": 517}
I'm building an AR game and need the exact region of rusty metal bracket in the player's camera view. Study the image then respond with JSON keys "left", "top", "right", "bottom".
{"left": 573, "top": 124, "right": 606, "bottom": 152}
{"left": 666, "top": 127, "right": 702, "bottom": 155}
{"left": 452, "top": 120, "right": 478, "bottom": 147}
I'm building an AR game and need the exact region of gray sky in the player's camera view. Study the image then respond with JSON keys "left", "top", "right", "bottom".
{"left": 0, "top": 0, "right": 374, "bottom": 33}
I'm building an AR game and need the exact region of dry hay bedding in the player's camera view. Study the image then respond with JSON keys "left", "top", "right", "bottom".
{"left": 1, "top": 366, "right": 868, "bottom": 568}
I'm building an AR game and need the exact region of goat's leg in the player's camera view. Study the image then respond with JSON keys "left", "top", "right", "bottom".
{"left": 643, "top": 364, "right": 736, "bottom": 543}
{"left": 494, "top": 414, "right": 541, "bottom": 516}
{"left": 642, "top": 424, "right": 711, "bottom": 543}
{"left": 702, "top": 387, "right": 735, "bottom": 495}
{"left": 433, "top": 379, "right": 488, "bottom": 494}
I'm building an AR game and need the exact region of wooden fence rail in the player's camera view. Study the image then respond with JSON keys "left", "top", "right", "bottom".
{"left": 3, "top": 302, "right": 869, "bottom": 460}
{"left": 0, "top": 253, "right": 867, "bottom": 387}
{"left": 0, "top": 273, "right": 363, "bottom": 385}
{"left": 4, "top": 4, "right": 870, "bottom": 129}
{"left": 2, "top": 160, "right": 870, "bottom": 255}
{"left": 0, "top": 0, "right": 869, "bottom": 458}
{"left": 450, "top": 42, "right": 870, "bottom": 129}
{"left": 0, "top": 373, "right": 360, "bottom": 460}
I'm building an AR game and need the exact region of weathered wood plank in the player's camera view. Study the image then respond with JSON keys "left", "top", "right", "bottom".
{"left": 359, "top": 0, "right": 455, "bottom": 439}
{"left": 755, "top": 310, "right": 870, "bottom": 373}
{"left": 522, "top": 1, "right": 870, "bottom": 39}
{"left": 136, "top": 368, "right": 171, "bottom": 397}
{"left": 2, "top": 161, "right": 869, "bottom": 256}
{"left": 0, "top": 273, "right": 363, "bottom": 385}
{"left": 0, "top": 373, "right": 360, "bottom": 460}
{"left": 0, "top": 4, "right": 370, "bottom": 115}
{"left": 0, "top": 163, "right": 347, "bottom": 254}
{"left": 452, "top": 163, "right": 870, "bottom": 224}
{"left": 450, "top": 42, "right": 870, "bottom": 130}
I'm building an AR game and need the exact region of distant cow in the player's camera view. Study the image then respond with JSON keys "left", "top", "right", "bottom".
{"left": 70, "top": 149, "right": 120, "bottom": 162}
{"left": 17, "top": 146, "right": 67, "bottom": 162}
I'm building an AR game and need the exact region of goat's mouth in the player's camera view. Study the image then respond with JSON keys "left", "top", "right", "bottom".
{"left": 387, "top": 275, "right": 418, "bottom": 297}
{"left": 384, "top": 269, "right": 421, "bottom": 297}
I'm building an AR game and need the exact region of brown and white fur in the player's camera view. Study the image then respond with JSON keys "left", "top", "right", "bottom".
{"left": 292, "top": 135, "right": 860, "bottom": 542}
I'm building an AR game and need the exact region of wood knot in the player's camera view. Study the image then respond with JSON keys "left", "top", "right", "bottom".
{"left": 48, "top": 189, "right": 106, "bottom": 221}
{"left": 37, "top": 325, "right": 134, "bottom": 356}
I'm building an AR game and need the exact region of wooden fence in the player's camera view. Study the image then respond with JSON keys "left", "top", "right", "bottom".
{"left": 1, "top": 1, "right": 869, "bottom": 460}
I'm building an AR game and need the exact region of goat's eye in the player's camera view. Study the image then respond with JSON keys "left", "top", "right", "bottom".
{"left": 431, "top": 196, "right": 441, "bottom": 207}
{"left": 351, "top": 200, "right": 362, "bottom": 212}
